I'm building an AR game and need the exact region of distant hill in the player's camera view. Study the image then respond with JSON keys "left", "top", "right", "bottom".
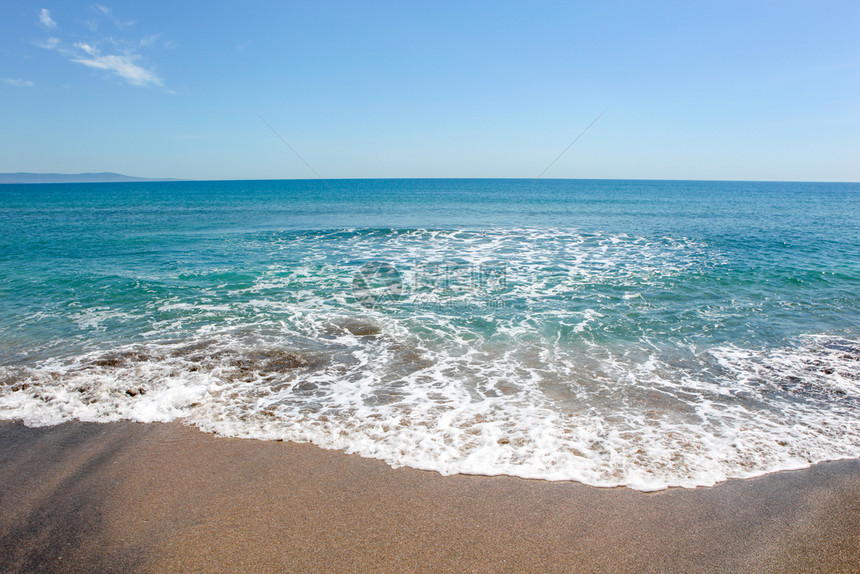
{"left": 0, "top": 172, "right": 178, "bottom": 184}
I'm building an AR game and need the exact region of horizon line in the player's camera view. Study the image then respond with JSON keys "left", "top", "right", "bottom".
{"left": 2, "top": 174, "right": 860, "bottom": 185}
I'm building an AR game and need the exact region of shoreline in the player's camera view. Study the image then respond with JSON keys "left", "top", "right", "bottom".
{"left": 1, "top": 420, "right": 858, "bottom": 573}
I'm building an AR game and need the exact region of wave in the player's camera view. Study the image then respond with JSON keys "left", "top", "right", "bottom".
{"left": 1, "top": 329, "right": 858, "bottom": 491}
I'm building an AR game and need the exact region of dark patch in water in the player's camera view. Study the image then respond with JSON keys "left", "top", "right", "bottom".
{"left": 228, "top": 348, "right": 329, "bottom": 384}
{"left": 173, "top": 339, "right": 218, "bottom": 355}
{"left": 769, "top": 339, "right": 859, "bottom": 403}
{"left": 232, "top": 349, "right": 323, "bottom": 372}
{"left": 91, "top": 349, "right": 151, "bottom": 367}
{"left": 293, "top": 381, "right": 319, "bottom": 393}
{"left": 388, "top": 342, "right": 433, "bottom": 372}
{"left": 327, "top": 318, "right": 382, "bottom": 337}
{"left": 0, "top": 370, "right": 30, "bottom": 392}
{"left": 169, "top": 339, "right": 223, "bottom": 362}
{"left": 822, "top": 338, "right": 860, "bottom": 357}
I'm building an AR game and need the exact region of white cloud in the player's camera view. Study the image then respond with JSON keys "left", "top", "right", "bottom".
{"left": 4, "top": 78, "right": 34, "bottom": 87}
{"left": 74, "top": 41, "right": 97, "bottom": 55}
{"left": 39, "top": 8, "right": 56, "bottom": 29}
{"left": 139, "top": 34, "right": 161, "bottom": 48}
{"left": 35, "top": 10, "right": 165, "bottom": 88}
{"left": 69, "top": 45, "right": 162, "bottom": 87}
{"left": 38, "top": 36, "right": 60, "bottom": 49}
{"left": 93, "top": 4, "right": 135, "bottom": 29}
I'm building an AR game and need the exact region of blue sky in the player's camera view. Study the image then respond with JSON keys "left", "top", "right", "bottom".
{"left": 1, "top": 1, "right": 858, "bottom": 181}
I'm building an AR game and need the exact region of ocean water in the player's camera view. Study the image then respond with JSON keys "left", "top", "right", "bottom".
{"left": 0, "top": 178, "right": 858, "bottom": 491}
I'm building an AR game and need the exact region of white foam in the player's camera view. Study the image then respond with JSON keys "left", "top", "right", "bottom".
{"left": 1, "top": 330, "right": 858, "bottom": 491}
{"left": 1, "top": 228, "right": 857, "bottom": 491}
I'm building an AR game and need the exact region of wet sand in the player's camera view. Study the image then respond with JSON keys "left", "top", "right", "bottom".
{"left": 0, "top": 420, "right": 858, "bottom": 573}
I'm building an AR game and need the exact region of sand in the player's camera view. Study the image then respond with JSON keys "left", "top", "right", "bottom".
{"left": 1, "top": 420, "right": 858, "bottom": 573}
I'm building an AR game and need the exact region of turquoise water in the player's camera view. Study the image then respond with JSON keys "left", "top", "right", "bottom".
{"left": 1, "top": 179, "right": 858, "bottom": 489}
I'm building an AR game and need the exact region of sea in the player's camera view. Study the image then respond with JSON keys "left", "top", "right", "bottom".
{"left": 0, "top": 178, "right": 858, "bottom": 491}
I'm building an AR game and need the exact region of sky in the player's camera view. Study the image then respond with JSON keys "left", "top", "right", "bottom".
{"left": 1, "top": 1, "right": 859, "bottom": 181}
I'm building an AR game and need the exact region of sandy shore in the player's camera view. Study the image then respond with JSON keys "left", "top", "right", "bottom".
{"left": 0, "top": 420, "right": 857, "bottom": 573}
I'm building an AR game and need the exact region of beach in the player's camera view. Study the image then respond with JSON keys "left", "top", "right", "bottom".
{"left": 4, "top": 0, "right": 860, "bottom": 570}
{"left": 1, "top": 420, "right": 858, "bottom": 573}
